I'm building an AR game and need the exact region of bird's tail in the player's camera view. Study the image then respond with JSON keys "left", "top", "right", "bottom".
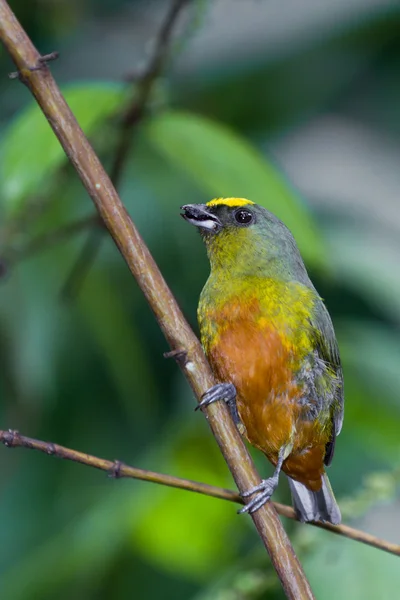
{"left": 288, "top": 473, "right": 341, "bottom": 525}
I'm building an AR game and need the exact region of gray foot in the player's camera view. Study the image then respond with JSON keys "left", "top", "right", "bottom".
{"left": 196, "top": 383, "right": 240, "bottom": 426}
{"left": 239, "top": 444, "right": 289, "bottom": 514}
{"left": 238, "top": 476, "right": 279, "bottom": 514}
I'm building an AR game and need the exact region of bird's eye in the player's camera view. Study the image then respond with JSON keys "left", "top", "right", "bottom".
{"left": 234, "top": 209, "right": 254, "bottom": 226}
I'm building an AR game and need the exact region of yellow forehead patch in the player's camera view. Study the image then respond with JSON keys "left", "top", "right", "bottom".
{"left": 206, "top": 197, "right": 255, "bottom": 208}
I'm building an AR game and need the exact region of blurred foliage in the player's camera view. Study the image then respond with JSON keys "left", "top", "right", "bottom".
{"left": 0, "top": 0, "right": 400, "bottom": 599}
{"left": 1, "top": 83, "right": 127, "bottom": 213}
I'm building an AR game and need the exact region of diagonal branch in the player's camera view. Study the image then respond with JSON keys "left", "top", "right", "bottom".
{"left": 0, "top": 3, "right": 312, "bottom": 598}
{"left": 1, "top": 429, "right": 399, "bottom": 558}
{"left": 61, "top": 0, "right": 190, "bottom": 299}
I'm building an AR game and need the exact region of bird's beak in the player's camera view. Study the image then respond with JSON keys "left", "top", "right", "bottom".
{"left": 180, "top": 204, "right": 222, "bottom": 233}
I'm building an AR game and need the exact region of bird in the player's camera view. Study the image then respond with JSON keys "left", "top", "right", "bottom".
{"left": 181, "top": 197, "right": 343, "bottom": 524}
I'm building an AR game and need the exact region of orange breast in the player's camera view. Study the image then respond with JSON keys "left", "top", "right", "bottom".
{"left": 206, "top": 302, "right": 328, "bottom": 490}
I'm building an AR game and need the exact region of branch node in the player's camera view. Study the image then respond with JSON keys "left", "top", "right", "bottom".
{"left": 108, "top": 460, "right": 123, "bottom": 479}
{"left": 8, "top": 50, "right": 59, "bottom": 79}
{"left": 0, "top": 429, "right": 399, "bottom": 556}
{"left": 163, "top": 349, "right": 188, "bottom": 364}
{"left": 2, "top": 429, "right": 19, "bottom": 447}
{"left": 38, "top": 51, "right": 59, "bottom": 64}
{"left": 46, "top": 443, "right": 56, "bottom": 456}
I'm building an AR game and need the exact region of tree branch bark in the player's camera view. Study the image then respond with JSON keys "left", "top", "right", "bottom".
{"left": 0, "top": 2, "right": 314, "bottom": 597}
{"left": 1, "top": 429, "right": 399, "bottom": 558}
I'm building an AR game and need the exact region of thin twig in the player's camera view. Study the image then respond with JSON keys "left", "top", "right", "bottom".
{"left": 111, "top": 0, "right": 189, "bottom": 183}
{"left": 1, "top": 429, "right": 399, "bottom": 558}
{"left": 0, "top": 3, "right": 314, "bottom": 598}
{"left": 6, "top": 214, "right": 100, "bottom": 265}
{"left": 58, "top": 218, "right": 104, "bottom": 298}
{"left": 1, "top": 214, "right": 99, "bottom": 280}
{"left": 61, "top": 0, "right": 190, "bottom": 299}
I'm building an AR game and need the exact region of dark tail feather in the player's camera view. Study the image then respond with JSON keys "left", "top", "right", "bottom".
{"left": 288, "top": 473, "right": 341, "bottom": 525}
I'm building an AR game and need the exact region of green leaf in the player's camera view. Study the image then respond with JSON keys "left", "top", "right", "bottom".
{"left": 133, "top": 481, "right": 237, "bottom": 580}
{"left": 144, "top": 110, "right": 325, "bottom": 268}
{"left": 0, "top": 485, "right": 134, "bottom": 600}
{"left": 132, "top": 435, "right": 240, "bottom": 580}
{"left": 0, "top": 422, "right": 233, "bottom": 597}
{"left": 77, "top": 267, "right": 157, "bottom": 422}
{"left": 342, "top": 373, "right": 400, "bottom": 459}
{"left": 0, "top": 83, "right": 126, "bottom": 213}
{"left": 304, "top": 531, "right": 400, "bottom": 600}
{"left": 326, "top": 223, "right": 400, "bottom": 323}
{"left": 338, "top": 320, "right": 400, "bottom": 411}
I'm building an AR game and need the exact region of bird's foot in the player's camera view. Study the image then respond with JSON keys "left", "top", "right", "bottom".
{"left": 239, "top": 476, "right": 278, "bottom": 514}
{"left": 196, "top": 383, "right": 241, "bottom": 426}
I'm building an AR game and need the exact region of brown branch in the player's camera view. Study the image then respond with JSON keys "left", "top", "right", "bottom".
{"left": 1, "top": 429, "right": 399, "bottom": 558}
{"left": 0, "top": 3, "right": 314, "bottom": 598}
{"left": 61, "top": 0, "right": 190, "bottom": 299}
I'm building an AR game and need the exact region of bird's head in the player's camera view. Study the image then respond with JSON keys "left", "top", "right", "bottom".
{"left": 181, "top": 198, "right": 309, "bottom": 282}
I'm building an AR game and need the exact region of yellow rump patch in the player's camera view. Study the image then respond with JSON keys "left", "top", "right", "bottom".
{"left": 206, "top": 197, "right": 255, "bottom": 208}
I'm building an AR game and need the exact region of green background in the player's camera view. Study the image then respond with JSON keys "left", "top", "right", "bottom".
{"left": 0, "top": 1, "right": 399, "bottom": 598}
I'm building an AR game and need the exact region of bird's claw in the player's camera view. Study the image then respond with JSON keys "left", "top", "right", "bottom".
{"left": 196, "top": 383, "right": 235, "bottom": 408}
{"left": 238, "top": 478, "right": 277, "bottom": 514}
{"left": 196, "top": 382, "right": 242, "bottom": 428}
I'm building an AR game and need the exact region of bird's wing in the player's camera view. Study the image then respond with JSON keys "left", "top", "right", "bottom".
{"left": 309, "top": 302, "right": 344, "bottom": 466}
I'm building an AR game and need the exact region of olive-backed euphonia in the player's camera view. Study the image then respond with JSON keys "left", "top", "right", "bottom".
{"left": 182, "top": 198, "right": 343, "bottom": 524}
